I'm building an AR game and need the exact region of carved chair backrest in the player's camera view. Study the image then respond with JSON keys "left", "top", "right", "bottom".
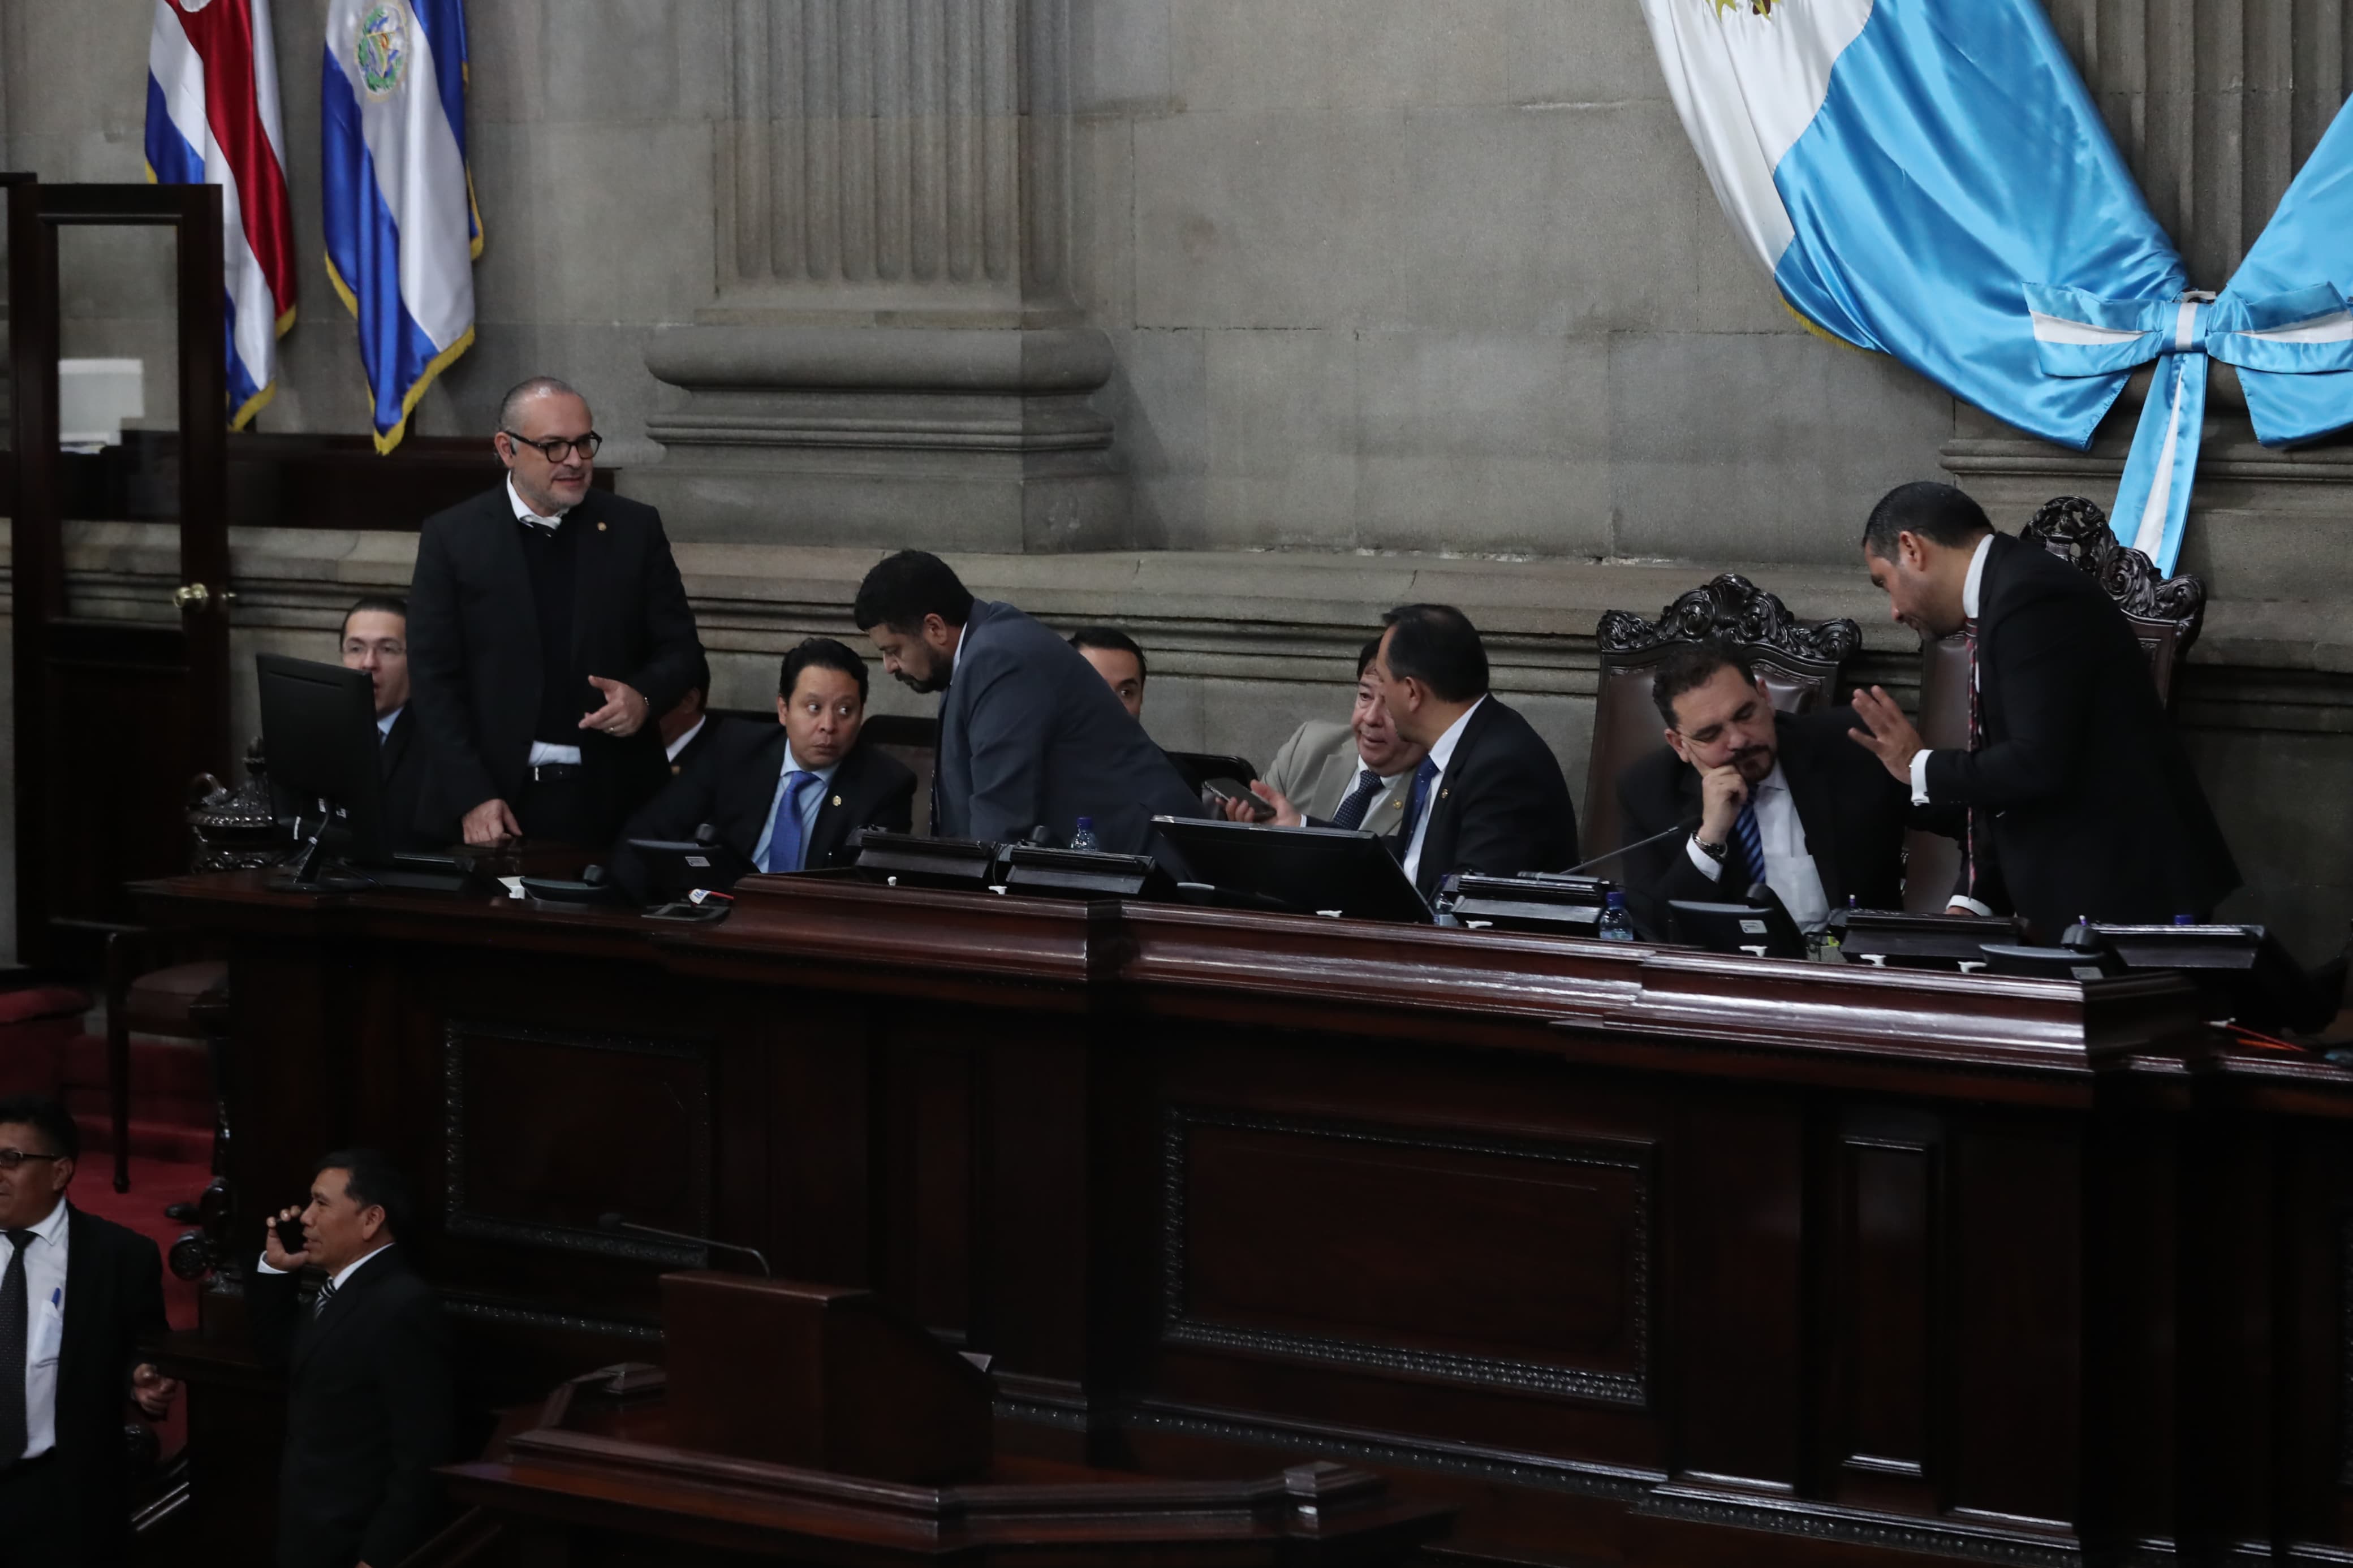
{"left": 1583, "top": 575, "right": 1861, "bottom": 858}
{"left": 1898, "top": 495, "right": 2207, "bottom": 912}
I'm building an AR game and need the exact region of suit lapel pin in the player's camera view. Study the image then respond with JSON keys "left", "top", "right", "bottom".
{"left": 831, "top": 794, "right": 843, "bottom": 807}
{"left": 597, "top": 520, "right": 607, "bottom": 531}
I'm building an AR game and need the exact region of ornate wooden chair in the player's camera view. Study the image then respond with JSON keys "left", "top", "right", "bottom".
{"left": 1582, "top": 576, "right": 1862, "bottom": 860}
{"left": 1900, "top": 495, "right": 2207, "bottom": 912}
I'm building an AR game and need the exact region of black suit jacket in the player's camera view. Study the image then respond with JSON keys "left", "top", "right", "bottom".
{"left": 1923, "top": 532, "right": 2239, "bottom": 935}
{"left": 249, "top": 1250, "right": 453, "bottom": 1568}
{"left": 406, "top": 485, "right": 703, "bottom": 841}
{"left": 377, "top": 707, "right": 429, "bottom": 854}
{"left": 1614, "top": 707, "right": 1927, "bottom": 938}
{"left": 1405, "top": 697, "right": 1578, "bottom": 898}
{"left": 44, "top": 1206, "right": 169, "bottom": 1567}
{"left": 610, "top": 723, "right": 917, "bottom": 899}
{"left": 663, "top": 713, "right": 727, "bottom": 782}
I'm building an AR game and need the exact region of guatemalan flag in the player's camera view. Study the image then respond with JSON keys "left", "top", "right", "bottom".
{"left": 145, "top": 0, "right": 299, "bottom": 430}
{"left": 1641, "top": 0, "right": 2353, "bottom": 574}
{"left": 322, "top": 0, "right": 480, "bottom": 453}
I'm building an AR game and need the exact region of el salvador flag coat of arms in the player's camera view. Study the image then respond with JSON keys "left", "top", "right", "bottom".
{"left": 1640, "top": 0, "right": 2353, "bottom": 574}
{"left": 321, "top": 0, "right": 481, "bottom": 453}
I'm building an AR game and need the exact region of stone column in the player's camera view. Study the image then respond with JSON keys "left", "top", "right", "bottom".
{"left": 626, "top": 0, "right": 1124, "bottom": 552}
{"left": 1943, "top": 0, "right": 2352, "bottom": 601}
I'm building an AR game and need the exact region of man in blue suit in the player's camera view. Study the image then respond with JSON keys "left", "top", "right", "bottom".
{"left": 852, "top": 551, "right": 1201, "bottom": 854}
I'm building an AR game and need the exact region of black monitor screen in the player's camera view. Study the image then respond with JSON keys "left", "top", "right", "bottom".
{"left": 1149, "top": 817, "right": 1432, "bottom": 924}
{"left": 257, "top": 653, "right": 391, "bottom": 865}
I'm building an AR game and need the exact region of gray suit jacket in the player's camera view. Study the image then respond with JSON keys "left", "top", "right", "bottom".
{"left": 1262, "top": 719, "right": 1413, "bottom": 836}
{"left": 934, "top": 600, "right": 1201, "bottom": 854}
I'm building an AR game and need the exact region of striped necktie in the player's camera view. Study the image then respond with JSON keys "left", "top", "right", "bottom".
{"left": 1734, "top": 798, "right": 1768, "bottom": 887}
{"left": 313, "top": 1276, "right": 337, "bottom": 1320}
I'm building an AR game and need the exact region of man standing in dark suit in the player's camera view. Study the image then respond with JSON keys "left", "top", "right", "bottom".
{"left": 0, "top": 1095, "right": 176, "bottom": 1568}
{"left": 852, "top": 551, "right": 1200, "bottom": 854}
{"left": 1616, "top": 641, "right": 1924, "bottom": 939}
{"left": 1849, "top": 481, "right": 2239, "bottom": 936}
{"left": 611, "top": 638, "right": 917, "bottom": 896}
{"left": 251, "top": 1150, "right": 451, "bottom": 1568}
{"left": 407, "top": 376, "right": 704, "bottom": 848}
{"left": 1368, "top": 603, "right": 1578, "bottom": 898}
{"left": 338, "top": 597, "right": 429, "bottom": 854}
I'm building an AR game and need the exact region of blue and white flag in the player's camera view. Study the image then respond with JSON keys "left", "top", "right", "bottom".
{"left": 1645, "top": 0, "right": 2353, "bottom": 574}
{"left": 321, "top": 0, "right": 480, "bottom": 453}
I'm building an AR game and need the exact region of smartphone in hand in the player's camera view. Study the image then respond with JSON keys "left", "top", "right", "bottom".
{"left": 274, "top": 1215, "right": 306, "bottom": 1254}
{"left": 1203, "top": 779, "right": 1276, "bottom": 822}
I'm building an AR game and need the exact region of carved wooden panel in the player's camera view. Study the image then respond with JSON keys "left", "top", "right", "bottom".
{"left": 1161, "top": 1107, "right": 1652, "bottom": 1406}
{"left": 443, "top": 1021, "right": 715, "bottom": 1267}
{"left": 1826, "top": 1109, "right": 1945, "bottom": 1514}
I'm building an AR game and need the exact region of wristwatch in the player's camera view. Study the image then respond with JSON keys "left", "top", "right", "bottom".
{"left": 1691, "top": 833, "right": 1729, "bottom": 862}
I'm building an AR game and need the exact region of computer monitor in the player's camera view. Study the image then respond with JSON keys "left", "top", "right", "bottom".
{"left": 1148, "top": 817, "right": 1432, "bottom": 924}
{"left": 1666, "top": 895, "right": 1808, "bottom": 960}
{"left": 257, "top": 653, "right": 392, "bottom": 883}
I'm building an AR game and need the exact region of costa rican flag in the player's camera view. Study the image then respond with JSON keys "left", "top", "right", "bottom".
{"left": 322, "top": 0, "right": 480, "bottom": 453}
{"left": 145, "top": 0, "right": 299, "bottom": 430}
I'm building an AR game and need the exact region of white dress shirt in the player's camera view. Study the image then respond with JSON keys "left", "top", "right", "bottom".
{"left": 1907, "top": 532, "right": 1994, "bottom": 806}
{"left": 253, "top": 1239, "right": 395, "bottom": 1295}
{"left": 5, "top": 1198, "right": 69, "bottom": 1461}
{"left": 1908, "top": 533, "right": 1996, "bottom": 915}
{"left": 664, "top": 716, "right": 706, "bottom": 764}
{"left": 376, "top": 705, "right": 403, "bottom": 743}
{"left": 1401, "top": 696, "right": 1485, "bottom": 888}
{"left": 751, "top": 742, "right": 842, "bottom": 871}
{"left": 510, "top": 476, "right": 585, "bottom": 770}
{"left": 1684, "top": 762, "right": 1832, "bottom": 931}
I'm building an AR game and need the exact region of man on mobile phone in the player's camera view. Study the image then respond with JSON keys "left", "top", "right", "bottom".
{"left": 252, "top": 1151, "right": 451, "bottom": 1568}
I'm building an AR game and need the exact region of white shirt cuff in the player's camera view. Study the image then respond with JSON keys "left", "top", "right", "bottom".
{"left": 1908, "top": 748, "right": 1933, "bottom": 806}
{"left": 255, "top": 1255, "right": 287, "bottom": 1276}
{"left": 1947, "top": 896, "right": 1997, "bottom": 918}
{"left": 1685, "top": 835, "right": 1725, "bottom": 882}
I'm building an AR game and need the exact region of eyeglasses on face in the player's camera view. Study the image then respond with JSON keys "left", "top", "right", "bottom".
{"left": 502, "top": 429, "right": 602, "bottom": 464}
{"left": 0, "top": 1148, "right": 62, "bottom": 1170}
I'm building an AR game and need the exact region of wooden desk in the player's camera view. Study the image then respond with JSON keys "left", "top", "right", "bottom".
{"left": 136, "top": 870, "right": 2353, "bottom": 1567}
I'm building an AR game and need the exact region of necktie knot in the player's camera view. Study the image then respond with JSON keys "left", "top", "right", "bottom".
{"left": 4, "top": 1230, "right": 28, "bottom": 1250}
{"left": 313, "top": 1278, "right": 338, "bottom": 1319}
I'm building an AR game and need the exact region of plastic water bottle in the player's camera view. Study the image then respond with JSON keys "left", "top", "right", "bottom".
{"left": 1597, "top": 890, "right": 1636, "bottom": 942}
{"left": 1069, "top": 817, "right": 1100, "bottom": 853}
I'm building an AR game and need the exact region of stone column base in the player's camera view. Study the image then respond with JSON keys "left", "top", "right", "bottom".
{"left": 627, "top": 325, "right": 1126, "bottom": 554}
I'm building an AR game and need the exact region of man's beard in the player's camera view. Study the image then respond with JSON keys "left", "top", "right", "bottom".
{"left": 1732, "top": 744, "right": 1776, "bottom": 783}
{"left": 892, "top": 665, "right": 950, "bottom": 696}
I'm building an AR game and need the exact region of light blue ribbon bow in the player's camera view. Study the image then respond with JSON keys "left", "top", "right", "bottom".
{"left": 2023, "top": 281, "right": 2353, "bottom": 572}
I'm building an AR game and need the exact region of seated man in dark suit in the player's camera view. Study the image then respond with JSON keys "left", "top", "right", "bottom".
{"left": 852, "top": 551, "right": 1200, "bottom": 854}
{"left": 252, "top": 1149, "right": 452, "bottom": 1568}
{"left": 656, "top": 650, "right": 724, "bottom": 780}
{"left": 1236, "top": 607, "right": 1578, "bottom": 897}
{"left": 338, "top": 595, "right": 431, "bottom": 853}
{"left": 1616, "top": 640, "right": 1920, "bottom": 938}
{"left": 613, "top": 638, "right": 916, "bottom": 896}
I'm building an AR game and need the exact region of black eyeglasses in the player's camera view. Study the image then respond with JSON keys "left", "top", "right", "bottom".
{"left": 502, "top": 429, "right": 602, "bottom": 464}
{"left": 0, "top": 1149, "right": 62, "bottom": 1170}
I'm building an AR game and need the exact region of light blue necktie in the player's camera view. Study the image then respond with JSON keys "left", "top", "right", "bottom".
{"left": 764, "top": 771, "right": 817, "bottom": 873}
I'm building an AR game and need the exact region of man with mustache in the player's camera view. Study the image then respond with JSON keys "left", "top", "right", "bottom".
{"left": 851, "top": 551, "right": 1200, "bottom": 854}
{"left": 1615, "top": 639, "right": 1925, "bottom": 940}
{"left": 407, "top": 376, "right": 704, "bottom": 849}
{"left": 1847, "top": 481, "right": 2237, "bottom": 935}
{"left": 1248, "top": 636, "right": 1431, "bottom": 835}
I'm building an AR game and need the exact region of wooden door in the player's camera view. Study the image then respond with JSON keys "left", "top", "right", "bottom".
{"left": 7, "top": 182, "right": 230, "bottom": 966}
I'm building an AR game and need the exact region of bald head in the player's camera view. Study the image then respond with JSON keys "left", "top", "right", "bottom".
{"left": 494, "top": 376, "right": 597, "bottom": 516}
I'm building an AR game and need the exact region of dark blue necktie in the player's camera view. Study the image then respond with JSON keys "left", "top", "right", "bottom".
{"left": 1330, "top": 768, "right": 1384, "bottom": 832}
{"left": 1399, "top": 758, "right": 1441, "bottom": 844}
{"left": 765, "top": 771, "right": 818, "bottom": 873}
{"left": 1734, "top": 798, "right": 1767, "bottom": 886}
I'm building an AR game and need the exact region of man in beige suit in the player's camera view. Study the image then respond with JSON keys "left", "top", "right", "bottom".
{"left": 1255, "top": 637, "right": 1432, "bottom": 833}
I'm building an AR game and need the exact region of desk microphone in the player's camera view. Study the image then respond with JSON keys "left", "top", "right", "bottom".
{"left": 596, "top": 1212, "right": 772, "bottom": 1277}
{"left": 1559, "top": 818, "right": 1701, "bottom": 878}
